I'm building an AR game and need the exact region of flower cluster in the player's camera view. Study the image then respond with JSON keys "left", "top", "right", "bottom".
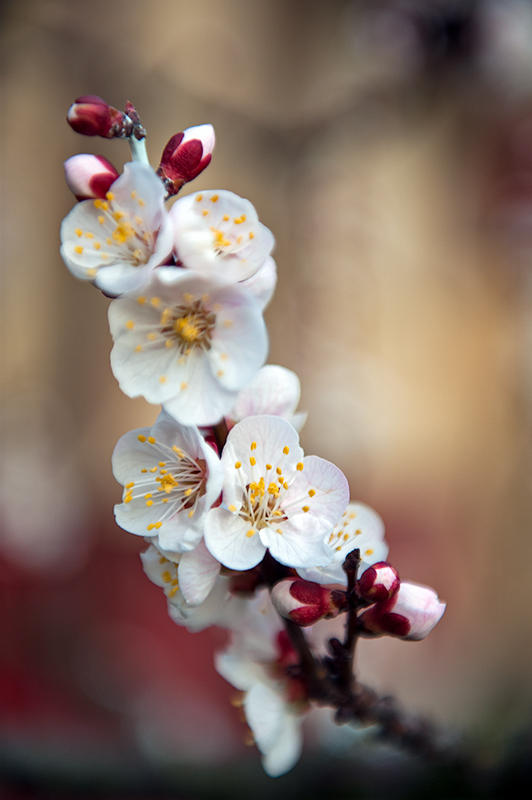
{"left": 61, "top": 97, "right": 446, "bottom": 776}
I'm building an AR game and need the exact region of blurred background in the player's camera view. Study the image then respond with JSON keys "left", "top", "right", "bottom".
{"left": 2, "top": 0, "right": 532, "bottom": 796}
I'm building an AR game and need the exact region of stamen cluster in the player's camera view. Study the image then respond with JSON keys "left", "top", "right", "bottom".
{"left": 61, "top": 97, "right": 446, "bottom": 777}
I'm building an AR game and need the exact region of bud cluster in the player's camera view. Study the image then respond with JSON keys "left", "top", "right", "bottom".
{"left": 60, "top": 95, "right": 447, "bottom": 777}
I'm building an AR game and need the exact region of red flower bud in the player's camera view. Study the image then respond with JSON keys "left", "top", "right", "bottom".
{"left": 67, "top": 96, "right": 126, "bottom": 138}
{"left": 64, "top": 154, "right": 119, "bottom": 200}
{"left": 359, "top": 581, "right": 446, "bottom": 641}
{"left": 357, "top": 561, "right": 400, "bottom": 603}
{"left": 271, "top": 578, "right": 344, "bottom": 627}
{"left": 157, "top": 124, "right": 215, "bottom": 195}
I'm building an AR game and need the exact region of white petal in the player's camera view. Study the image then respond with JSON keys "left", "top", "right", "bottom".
{"left": 239, "top": 256, "right": 277, "bottom": 310}
{"left": 244, "top": 682, "right": 285, "bottom": 755}
{"left": 231, "top": 364, "right": 301, "bottom": 421}
{"left": 171, "top": 190, "right": 274, "bottom": 282}
{"left": 204, "top": 507, "right": 266, "bottom": 570}
{"left": 262, "top": 712, "right": 302, "bottom": 777}
{"left": 222, "top": 415, "right": 303, "bottom": 482}
{"left": 178, "top": 540, "right": 221, "bottom": 605}
{"left": 282, "top": 455, "right": 349, "bottom": 527}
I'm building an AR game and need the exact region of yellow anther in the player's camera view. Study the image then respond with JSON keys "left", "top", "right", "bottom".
{"left": 137, "top": 296, "right": 146, "bottom": 305}
{"left": 126, "top": 320, "right": 135, "bottom": 330}
{"left": 217, "top": 370, "right": 224, "bottom": 377}
{"left": 211, "top": 194, "right": 219, "bottom": 202}
{"left": 276, "top": 467, "right": 282, "bottom": 475}
{"left": 283, "top": 446, "right": 289, "bottom": 455}
{"left": 125, "top": 482, "right": 135, "bottom": 489}
{"left": 196, "top": 194, "right": 203, "bottom": 202}
{"left": 135, "top": 345, "right": 142, "bottom": 352}
{"left": 184, "top": 488, "right": 193, "bottom": 497}
{"left": 268, "top": 483, "right": 279, "bottom": 496}
{"left": 85, "top": 232, "right": 94, "bottom": 238}
{"left": 235, "top": 461, "right": 242, "bottom": 469}
{"left": 246, "top": 529, "right": 255, "bottom": 538}
{"left": 250, "top": 442, "right": 257, "bottom": 451}
{"left": 202, "top": 209, "right": 209, "bottom": 217}
{"left": 112, "top": 210, "right": 125, "bottom": 222}
{"left": 296, "top": 462, "right": 304, "bottom": 471}
{"left": 146, "top": 500, "right": 153, "bottom": 507}
{"left": 150, "top": 466, "right": 157, "bottom": 473}
{"left": 283, "top": 481, "right": 289, "bottom": 489}
{"left": 265, "top": 464, "right": 272, "bottom": 470}
{"left": 308, "top": 489, "right": 316, "bottom": 497}
{"left": 131, "top": 191, "right": 137, "bottom": 199}
{"left": 249, "top": 232, "right": 255, "bottom": 240}
{"left": 75, "top": 228, "right": 83, "bottom": 237}
{"left": 98, "top": 215, "right": 105, "bottom": 224}
{"left": 180, "top": 382, "right": 188, "bottom": 390}
{"left": 94, "top": 242, "right": 101, "bottom": 250}
{"left": 249, "top": 456, "right": 256, "bottom": 466}
{"left": 188, "top": 510, "right": 195, "bottom": 518}
{"left": 160, "top": 307, "right": 172, "bottom": 325}
{"left": 137, "top": 434, "right": 147, "bottom": 442}
{"left": 147, "top": 524, "right": 155, "bottom": 531}
{"left": 137, "top": 198, "right": 145, "bottom": 207}
{"left": 141, "top": 468, "right": 147, "bottom": 473}
{"left": 159, "top": 375, "right": 166, "bottom": 383}
{"left": 343, "top": 533, "right": 349, "bottom": 541}
{"left": 365, "top": 548, "right": 374, "bottom": 557}
{"left": 174, "top": 316, "right": 200, "bottom": 343}
{"left": 172, "top": 446, "right": 184, "bottom": 457}
{"left": 355, "top": 529, "right": 362, "bottom": 536}
{"left": 74, "top": 245, "right": 83, "bottom": 254}
{"left": 165, "top": 339, "right": 174, "bottom": 348}
{"left": 158, "top": 462, "right": 166, "bottom": 467}
{"left": 106, "top": 191, "right": 114, "bottom": 201}
{"left": 302, "top": 505, "right": 310, "bottom": 513}
{"left": 158, "top": 474, "right": 178, "bottom": 493}
{"left": 154, "top": 521, "right": 162, "bottom": 529}
{"left": 112, "top": 221, "right": 134, "bottom": 243}
{"left": 124, "top": 493, "right": 132, "bottom": 504}
{"left": 147, "top": 332, "right": 157, "bottom": 341}
{"left": 148, "top": 436, "right": 156, "bottom": 444}
{"left": 151, "top": 297, "right": 161, "bottom": 308}
{"left": 228, "top": 504, "right": 237, "bottom": 512}
{"left": 349, "top": 513, "right": 356, "bottom": 519}
{"left": 93, "top": 199, "right": 109, "bottom": 210}
{"left": 87, "top": 268, "right": 97, "bottom": 277}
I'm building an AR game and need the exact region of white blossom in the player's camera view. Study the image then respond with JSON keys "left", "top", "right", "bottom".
{"left": 215, "top": 591, "right": 304, "bottom": 776}
{"left": 141, "top": 543, "right": 244, "bottom": 632}
{"left": 205, "top": 415, "right": 349, "bottom": 570}
{"left": 108, "top": 268, "right": 268, "bottom": 426}
{"left": 230, "top": 364, "right": 307, "bottom": 431}
{"left": 297, "top": 502, "right": 388, "bottom": 586}
{"left": 60, "top": 162, "right": 173, "bottom": 295}
{"left": 112, "top": 411, "right": 223, "bottom": 552}
{"left": 171, "top": 189, "right": 274, "bottom": 283}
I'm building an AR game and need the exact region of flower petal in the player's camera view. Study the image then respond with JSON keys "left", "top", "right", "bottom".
{"left": 204, "top": 507, "right": 266, "bottom": 570}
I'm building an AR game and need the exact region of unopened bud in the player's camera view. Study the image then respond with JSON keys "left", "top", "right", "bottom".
{"left": 271, "top": 578, "right": 345, "bottom": 627}
{"left": 64, "top": 154, "right": 119, "bottom": 200}
{"left": 157, "top": 124, "right": 215, "bottom": 195}
{"left": 359, "top": 581, "right": 446, "bottom": 641}
{"left": 67, "top": 95, "right": 126, "bottom": 138}
{"left": 357, "top": 562, "right": 400, "bottom": 603}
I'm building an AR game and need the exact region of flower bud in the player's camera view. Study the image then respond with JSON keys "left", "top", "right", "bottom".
{"left": 64, "top": 154, "right": 119, "bottom": 200}
{"left": 157, "top": 124, "right": 215, "bottom": 194}
{"left": 271, "top": 578, "right": 345, "bottom": 627}
{"left": 357, "top": 561, "right": 400, "bottom": 603}
{"left": 67, "top": 95, "right": 125, "bottom": 138}
{"left": 359, "top": 581, "right": 446, "bottom": 641}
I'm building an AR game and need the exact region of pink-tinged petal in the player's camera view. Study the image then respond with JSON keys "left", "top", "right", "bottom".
{"left": 231, "top": 364, "right": 301, "bottom": 422}
{"left": 239, "top": 256, "right": 277, "bottom": 310}
{"left": 360, "top": 582, "right": 446, "bottom": 641}
{"left": 204, "top": 507, "right": 266, "bottom": 570}
{"left": 178, "top": 540, "right": 221, "bottom": 606}
{"left": 163, "top": 354, "right": 237, "bottom": 425}
{"left": 64, "top": 154, "right": 119, "bottom": 200}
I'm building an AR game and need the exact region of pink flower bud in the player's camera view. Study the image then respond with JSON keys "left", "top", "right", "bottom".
{"left": 64, "top": 154, "right": 119, "bottom": 200}
{"left": 359, "top": 581, "right": 446, "bottom": 641}
{"left": 67, "top": 95, "right": 125, "bottom": 138}
{"left": 357, "top": 562, "right": 400, "bottom": 603}
{"left": 271, "top": 579, "right": 344, "bottom": 627}
{"left": 157, "top": 124, "right": 215, "bottom": 194}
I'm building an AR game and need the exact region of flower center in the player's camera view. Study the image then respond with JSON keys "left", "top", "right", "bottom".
{"left": 162, "top": 300, "right": 215, "bottom": 352}
{"left": 240, "top": 475, "right": 288, "bottom": 535}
